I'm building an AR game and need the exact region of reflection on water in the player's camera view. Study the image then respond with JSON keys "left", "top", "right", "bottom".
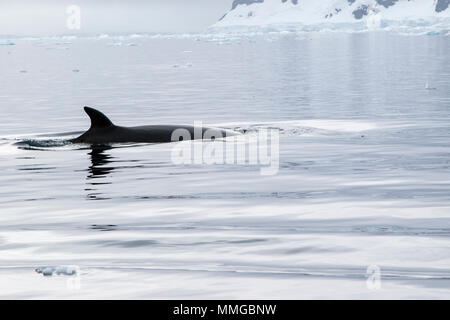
{"left": 87, "top": 145, "right": 114, "bottom": 180}
{"left": 86, "top": 145, "right": 114, "bottom": 200}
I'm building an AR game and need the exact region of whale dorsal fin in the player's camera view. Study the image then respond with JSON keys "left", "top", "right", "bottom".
{"left": 84, "top": 106, "right": 114, "bottom": 128}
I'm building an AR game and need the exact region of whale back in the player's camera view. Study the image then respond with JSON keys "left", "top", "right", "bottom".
{"left": 84, "top": 106, "right": 114, "bottom": 129}
{"left": 72, "top": 106, "right": 240, "bottom": 144}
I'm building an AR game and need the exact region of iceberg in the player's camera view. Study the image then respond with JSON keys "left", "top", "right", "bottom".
{"left": 212, "top": 0, "right": 450, "bottom": 34}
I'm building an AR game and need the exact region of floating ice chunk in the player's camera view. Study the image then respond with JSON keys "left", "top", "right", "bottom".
{"left": 0, "top": 39, "right": 15, "bottom": 45}
{"left": 97, "top": 33, "right": 110, "bottom": 39}
{"left": 108, "top": 42, "right": 123, "bottom": 46}
{"left": 35, "top": 265, "right": 80, "bottom": 276}
{"left": 425, "top": 81, "right": 437, "bottom": 90}
{"left": 128, "top": 34, "right": 144, "bottom": 39}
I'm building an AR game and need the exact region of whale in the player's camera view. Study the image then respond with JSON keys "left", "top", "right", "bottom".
{"left": 71, "top": 107, "right": 239, "bottom": 144}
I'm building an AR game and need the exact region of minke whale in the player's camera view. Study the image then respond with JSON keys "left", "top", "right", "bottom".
{"left": 71, "top": 107, "right": 239, "bottom": 144}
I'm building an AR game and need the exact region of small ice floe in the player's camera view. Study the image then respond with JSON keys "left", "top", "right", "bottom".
{"left": 128, "top": 34, "right": 144, "bottom": 39}
{"left": 186, "top": 63, "right": 193, "bottom": 67}
{"left": 108, "top": 41, "right": 123, "bottom": 46}
{"left": 183, "top": 50, "right": 193, "bottom": 53}
{"left": 54, "top": 41, "right": 72, "bottom": 46}
{"left": 0, "top": 39, "right": 15, "bottom": 46}
{"left": 425, "top": 81, "right": 437, "bottom": 90}
{"left": 35, "top": 265, "right": 80, "bottom": 277}
{"left": 97, "top": 33, "right": 110, "bottom": 39}
{"left": 19, "top": 70, "right": 27, "bottom": 73}
{"left": 426, "top": 31, "right": 440, "bottom": 36}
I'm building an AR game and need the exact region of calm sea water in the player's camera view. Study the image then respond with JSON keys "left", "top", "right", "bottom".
{"left": 0, "top": 32, "right": 449, "bottom": 299}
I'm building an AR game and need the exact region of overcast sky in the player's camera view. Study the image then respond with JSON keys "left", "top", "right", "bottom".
{"left": 0, "top": 0, "right": 233, "bottom": 36}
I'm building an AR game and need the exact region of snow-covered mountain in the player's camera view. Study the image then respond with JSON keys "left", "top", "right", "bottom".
{"left": 213, "top": 0, "right": 450, "bottom": 32}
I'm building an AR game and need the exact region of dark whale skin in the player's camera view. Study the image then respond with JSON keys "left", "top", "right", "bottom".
{"left": 71, "top": 107, "right": 239, "bottom": 144}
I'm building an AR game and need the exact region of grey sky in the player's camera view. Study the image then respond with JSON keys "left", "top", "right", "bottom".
{"left": 0, "top": 0, "right": 233, "bottom": 36}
